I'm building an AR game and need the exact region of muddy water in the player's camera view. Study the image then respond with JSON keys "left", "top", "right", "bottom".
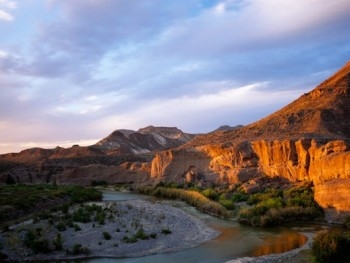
{"left": 79, "top": 191, "right": 310, "bottom": 263}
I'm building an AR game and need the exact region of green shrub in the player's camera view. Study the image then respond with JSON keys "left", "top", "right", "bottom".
{"left": 218, "top": 199, "right": 235, "bottom": 210}
{"left": 55, "top": 222, "right": 66, "bottom": 232}
{"left": 71, "top": 244, "right": 90, "bottom": 255}
{"left": 231, "top": 192, "right": 248, "bottom": 202}
{"left": 103, "top": 231, "right": 111, "bottom": 240}
{"left": 150, "top": 233, "right": 157, "bottom": 239}
{"left": 122, "top": 236, "right": 138, "bottom": 243}
{"left": 312, "top": 230, "right": 350, "bottom": 263}
{"left": 53, "top": 233, "right": 63, "bottom": 250}
{"left": 247, "top": 188, "right": 283, "bottom": 205}
{"left": 135, "top": 229, "right": 149, "bottom": 240}
{"left": 72, "top": 207, "right": 91, "bottom": 223}
{"left": 161, "top": 228, "right": 172, "bottom": 235}
{"left": 201, "top": 188, "right": 219, "bottom": 200}
{"left": 74, "top": 224, "right": 81, "bottom": 231}
{"left": 259, "top": 197, "right": 284, "bottom": 209}
{"left": 24, "top": 229, "right": 51, "bottom": 253}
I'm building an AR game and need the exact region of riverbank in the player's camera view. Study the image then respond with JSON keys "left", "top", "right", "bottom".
{"left": 0, "top": 199, "right": 220, "bottom": 261}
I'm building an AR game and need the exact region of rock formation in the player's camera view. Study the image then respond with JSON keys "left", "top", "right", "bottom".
{"left": 151, "top": 61, "right": 350, "bottom": 222}
{"left": 0, "top": 126, "right": 194, "bottom": 185}
{"left": 95, "top": 126, "right": 195, "bottom": 154}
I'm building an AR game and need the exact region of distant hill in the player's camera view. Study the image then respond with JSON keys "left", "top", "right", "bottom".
{"left": 95, "top": 126, "right": 196, "bottom": 154}
{"left": 185, "top": 61, "right": 350, "bottom": 147}
{"left": 0, "top": 126, "right": 196, "bottom": 163}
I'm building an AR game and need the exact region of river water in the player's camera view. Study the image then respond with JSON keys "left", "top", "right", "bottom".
{"left": 79, "top": 190, "right": 313, "bottom": 263}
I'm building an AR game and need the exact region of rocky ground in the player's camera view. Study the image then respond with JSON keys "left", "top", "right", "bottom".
{"left": 0, "top": 199, "right": 220, "bottom": 261}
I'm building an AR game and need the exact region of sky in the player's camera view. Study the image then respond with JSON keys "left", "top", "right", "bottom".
{"left": 0, "top": 0, "right": 350, "bottom": 154}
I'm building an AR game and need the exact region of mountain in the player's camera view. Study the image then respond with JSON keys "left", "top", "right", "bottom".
{"left": 185, "top": 61, "right": 350, "bottom": 147}
{"left": 95, "top": 126, "right": 196, "bottom": 154}
{"left": 0, "top": 126, "right": 195, "bottom": 185}
{"left": 150, "top": 62, "right": 350, "bottom": 222}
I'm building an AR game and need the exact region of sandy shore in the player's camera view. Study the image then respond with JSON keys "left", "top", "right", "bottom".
{"left": 0, "top": 199, "right": 220, "bottom": 261}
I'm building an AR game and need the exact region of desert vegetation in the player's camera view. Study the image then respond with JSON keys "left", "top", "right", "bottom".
{"left": 312, "top": 230, "right": 350, "bottom": 263}
{"left": 136, "top": 184, "right": 233, "bottom": 219}
{"left": 0, "top": 184, "right": 102, "bottom": 228}
{"left": 237, "top": 183, "right": 323, "bottom": 226}
{"left": 0, "top": 193, "right": 218, "bottom": 262}
{"left": 137, "top": 181, "right": 323, "bottom": 226}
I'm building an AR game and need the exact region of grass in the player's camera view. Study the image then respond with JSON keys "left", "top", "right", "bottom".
{"left": 137, "top": 186, "right": 233, "bottom": 219}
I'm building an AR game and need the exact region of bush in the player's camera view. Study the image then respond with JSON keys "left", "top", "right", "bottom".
{"left": 312, "top": 230, "right": 350, "bottom": 263}
{"left": 231, "top": 192, "right": 248, "bottom": 202}
{"left": 219, "top": 194, "right": 235, "bottom": 210}
{"left": 74, "top": 224, "right": 81, "bottom": 231}
{"left": 201, "top": 188, "right": 219, "bottom": 200}
{"left": 135, "top": 229, "right": 149, "bottom": 240}
{"left": 53, "top": 233, "right": 63, "bottom": 250}
{"left": 103, "top": 231, "right": 111, "bottom": 240}
{"left": 72, "top": 207, "right": 91, "bottom": 223}
{"left": 24, "top": 229, "right": 51, "bottom": 253}
{"left": 161, "top": 228, "right": 172, "bottom": 235}
{"left": 55, "top": 222, "right": 66, "bottom": 232}
{"left": 122, "top": 236, "right": 138, "bottom": 243}
{"left": 247, "top": 188, "right": 283, "bottom": 205}
{"left": 71, "top": 244, "right": 90, "bottom": 255}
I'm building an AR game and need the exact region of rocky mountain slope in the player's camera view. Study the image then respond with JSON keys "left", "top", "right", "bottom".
{"left": 95, "top": 126, "right": 195, "bottom": 154}
{"left": 151, "top": 62, "right": 350, "bottom": 222}
{"left": 0, "top": 126, "right": 194, "bottom": 185}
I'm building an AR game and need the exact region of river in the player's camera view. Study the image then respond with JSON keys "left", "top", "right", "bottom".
{"left": 78, "top": 190, "right": 315, "bottom": 263}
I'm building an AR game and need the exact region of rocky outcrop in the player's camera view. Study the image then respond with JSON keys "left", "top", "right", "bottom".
{"left": 95, "top": 126, "right": 195, "bottom": 154}
{"left": 151, "top": 137, "right": 350, "bottom": 222}
{"left": 151, "top": 139, "right": 350, "bottom": 184}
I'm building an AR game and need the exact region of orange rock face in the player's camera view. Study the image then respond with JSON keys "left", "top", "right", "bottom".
{"left": 151, "top": 138, "right": 350, "bottom": 222}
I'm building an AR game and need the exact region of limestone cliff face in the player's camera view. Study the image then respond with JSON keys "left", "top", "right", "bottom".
{"left": 151, "top": 139, "right": 350, "bottom": 184}
{"left": 151, "top": 138, "right": 350, "bottom": 222}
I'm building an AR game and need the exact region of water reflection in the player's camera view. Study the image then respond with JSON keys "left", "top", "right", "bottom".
{"left": 253, "top": 231, "right": 307, "bottom": 256}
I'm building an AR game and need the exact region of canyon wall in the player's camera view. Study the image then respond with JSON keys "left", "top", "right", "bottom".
{"left": 151, "top": 138, "right": 350, "bottom": 221}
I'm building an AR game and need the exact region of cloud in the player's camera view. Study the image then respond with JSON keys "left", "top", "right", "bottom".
{"left": 0, "top": 0, "right": 350, "bottom": 153}
{"left": 0, "top": 0, "right": 16, "bottom": 21}
{"left": 0, "top": 9, "right": 13, "bottom": 21}
{"left": 95, "top": 81, "right": 304, "bottom": 133}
